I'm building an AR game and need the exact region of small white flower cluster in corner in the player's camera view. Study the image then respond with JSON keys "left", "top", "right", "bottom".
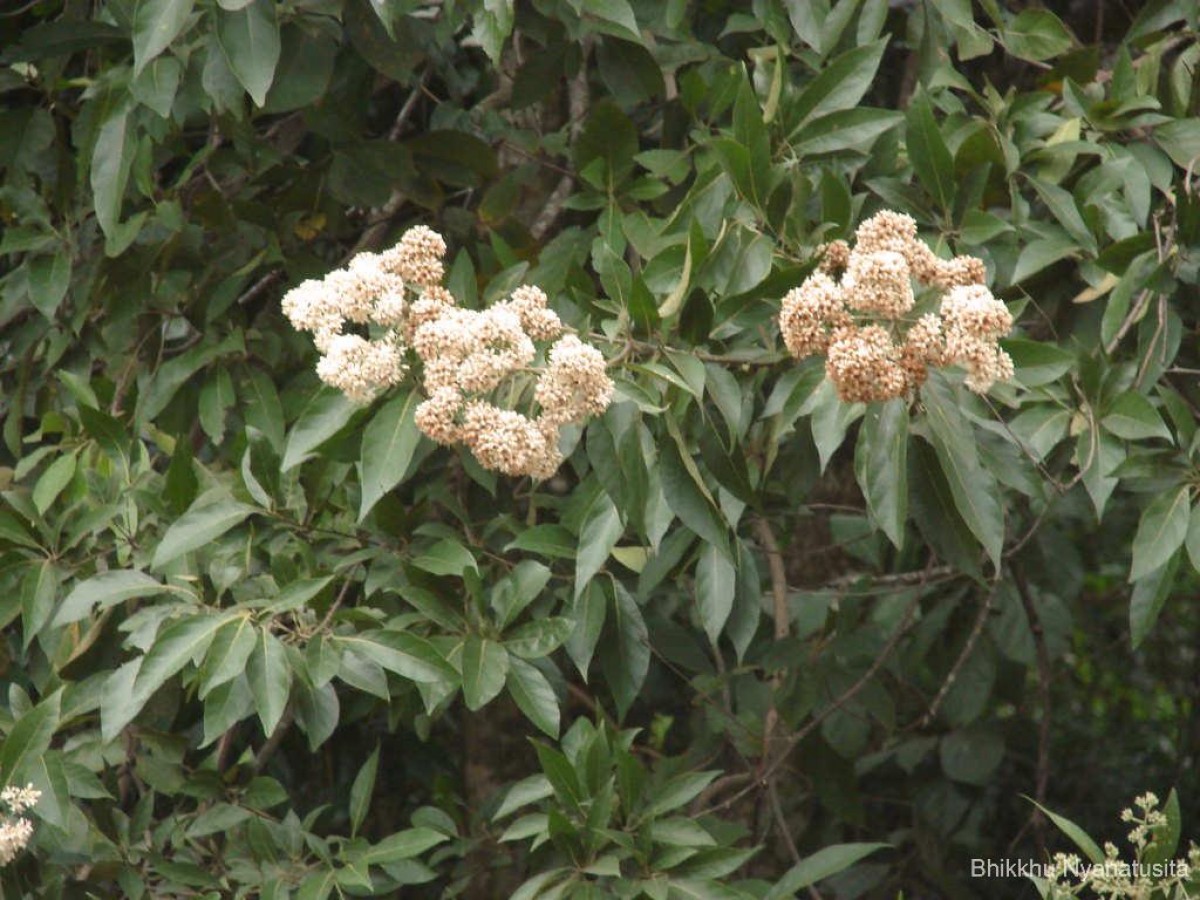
{"left": 1048, "top": 793, "right": 1200, "bottom": 899}
{"left": 779, "top": 210, "right": 1015, "bottom": 402}
{"left": 0, "top": 782, "right": 41, "bottom": 867}
{"left": 282, "top": 227, "right": 614, "bottom": 479}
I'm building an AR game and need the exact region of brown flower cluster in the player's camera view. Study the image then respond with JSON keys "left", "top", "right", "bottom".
{"left": 283, "top": 227, "right": 614, "bottom": 479}
{"left": 782, "top": 211, "right": 1014, "bottom": 402}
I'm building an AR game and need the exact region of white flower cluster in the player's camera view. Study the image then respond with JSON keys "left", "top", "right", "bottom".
{"left": 0, "top": 783, "right": 40, "bottom": 867}
{"left": 779, "top": 210, "right": 1014, "bottom": 402}
{"left": 283, "top": 227, "right": 614, "bottom": 479}
{"left": 1048, "top": 793, "right": 1200, "bottom": 899}
{"left": 281, "top": 228, "right": 451, "bottom": 402}
{"left": 412, "top": 283, "right": 614, "bottom": 480}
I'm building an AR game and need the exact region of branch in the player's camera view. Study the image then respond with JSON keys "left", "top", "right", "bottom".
{"left": 753, "top": 515, "right": 790, "bottom": 642}
{"left": 918, "top": 584, "right": 995, "bottom": 728}
{"left": 250, "top": 700, "right": 295, "bottom": 775}
{"left": 343, "top": 72, "right": 428, "bottom": 262}
{"left": 529, "top": 39, "right": 592, "bottom": 242}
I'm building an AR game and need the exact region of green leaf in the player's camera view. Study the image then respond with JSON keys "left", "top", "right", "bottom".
{"left": 32, "top": 451, "right": 76, "bottom": 515}
{"left": 247, "top": 629, "right": 292, "bottom": 735}
{"left": 906, "top": 92, "right": 955, "bottom": 210}
{"left": 100, "top": 658, "right": 143, "bottom": 742}
{"left": 792, "top": 108, "right": 904, "bottom": 156}
{"left": 281, "top": 387, "right": 359, "bottom": 472}
{"left": 854, "top": 399, "right": 908, "bottom": 549}
{"left": 1144, "top": 788, "right": 1182, "bottom": 866}
{"left": 1027, "top": 798, "right": 1105, "bottom": 863}
{"left": 52, "top": 570, "right": 172, "bottom": 627}
{"left": 357, "top": 828, "right": 449, "bottom": 867}
{"left": 243, "top": 368, "right": 286, "bottom": 453}
{"left": 1003, "top": 339, "right": 1075, "bottom": 388}
{"left": 695, "top": 542, "right": 735, "bottom": 644}
{"left": 1130, "top": 486, "right": 1190, "bottom": 582}
{"left": 470, "top": 0, "right": 514, "bottom": 65}
{"left": 1101, "top": 393, "right": 1172, "bottom": 441}
{"left": 921, "top": 374, "right": 1004, "bottom": 568}
{"left": 1130, "top": 551, "right": 1181, "bottom": 649}
{"left": 1010, "top": 233, "right": 1078, "bottom": 284}
{"left": 1028, "top": 177, "right": 1097, "bottom": 254}
{"left": 788, "top": 40, "right": 888, "bottom": 134}
{"left": 411, "top": 539, "right": 478, "bottom": 578}
{"left": 216, "top": 0, "right": 281, "bottom": 107}
{"left": 599, "top": 581, "right": 649, "bottom": 719}
{"left": 25, "top": 752, "right": 71, "bottom": 831}
{"left": 133, "top": 614, "right": 229, "bottom": 702}
{"left": 494, "top": 774, "right": 553, "bottom": 819}
{"left": 507, "top": 657, "right": 560, "bottom": 738}
{"left": 505, "top": 618, "right": 574, "bottom": 660}
{"left": 21, "top": 561, "right": 59, "bottom": 647}
{"left": 461, "top": 635, "right": 509, "bottom": 711}
{"left": 358, "top": 390, "right": 422, "bottom": 521}
{"left": 765, "top": 843, "right": 890, "bottom": 899}
{"left": 659, "top": 434, "right": 731, "bottom": 560}
{"left": 641, "top": 771, "right": 718, "bottom": 819}
{"left": 198, "top": 615, "right": 257, "bottom": 698}
{"left": 28, "top": 254, "right": 71, "bottom": 319}
{"left": 581, "top": 0, "right": 642, "bottom": 44}
{"left": 1154, "top": 118, "right": 1200, "bottom": 169}
{"left": 574, "top": 492, "right": 623, "bottom": 600}
{"left": 0, "top": 689, "right": 61, "bottom": 786}
{"left": 338, "top": 632, "right": 454, "bottom": 683}
{"left": 349, "top": 745, "right": 380, "bottom": 838}
{"left": 940, "top": 728, "right": 1004, "bottom": 785}
{"left": 505, "top": 524, "right": 577, "bottom": 559}
{"left": 1002, "top": 9, "right": 1074, "bottom": 62}
{"left": 565, "top": 580, "right": 607, "bottom": 678}
{"left": 1186, "top": 503, "right": 1200, "bottom": 573}
{"left": 198, "top": 367, "right": 235, "bottom": 443}
{"left": 130, "top": 54, "right": 182, "bottom": 117}
{"left": 90, "top": 104, "right": 133, "bottom": 240}
{"left": 132, "top": 0, "right": 195, "bottom": 76}
{"left": 152, "top": 496, "right": 256, "bottom": 569}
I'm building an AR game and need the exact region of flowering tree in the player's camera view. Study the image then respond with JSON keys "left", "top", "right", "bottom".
{"left": 1, "top": 0, "right": 1199, "bottom": 898}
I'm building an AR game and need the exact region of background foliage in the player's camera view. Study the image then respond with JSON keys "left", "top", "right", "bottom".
{"left": 1, "top": 0, "right": 1200, "bottom": 897}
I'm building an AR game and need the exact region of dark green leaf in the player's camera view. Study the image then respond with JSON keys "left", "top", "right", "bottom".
{"left": 1130, "top": 486, "right": 1189, "bottom": 582}
{"left": 216, "top": 0, "right": 281, "bottom": 107}
{"left": 906, "top": 93, "right": 955, "bottom": 210}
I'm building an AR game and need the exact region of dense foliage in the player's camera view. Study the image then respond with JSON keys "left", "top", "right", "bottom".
{"left": 2, "top": 0, "right": 1200, "bottom": 897}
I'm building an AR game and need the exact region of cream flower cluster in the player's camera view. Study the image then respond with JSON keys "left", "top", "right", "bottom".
{"left": 283, "top": 227, "right": 614, "bottom": 479}
{"left": 412, "top": 284, "right": 614, "bottom": 479}
{"left": 1049, "top": 793, "right": 1200, "bottom": 899}
{"left": 779, "top": 211, "right": 1014, "bottom": 402}
{"left": 281, "top": 226, "right": 451, "bottom": 402}
{"left": 0, "top": 783, "right": 40, "bottom": 867}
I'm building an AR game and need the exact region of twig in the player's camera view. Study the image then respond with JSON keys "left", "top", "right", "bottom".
{"left": 753, "top": 516, "right": 791, "bottom": 642}
{"left": 529, "top": 38, "right": 592, "bottom": 242}
{"left": 250, "top": 700, "right": 296, "bottom": 775}
{"left": 344, "top": 72, "right": 428, "bottom": 261}
{"left": 701, "top": 589, "right": 924, "bottom": 816}
{"left": 918, "top": 585, "right": 995, "bottom": 727}
{"left": 236, "top": 270, "right": 284, "bottom": 307}
{"left": 1012, "top": 565, "right": 1052, "bottom": 860}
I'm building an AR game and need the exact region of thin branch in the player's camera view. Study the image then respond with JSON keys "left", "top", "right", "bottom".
{"left": 236, "top": 270, "right": 284, "bottom": 307}
{"left": 344, "top": 72, "right": 428, "bottom": 262}
{"left": 701, "top": 589, "right": 924, "bottom": 816}
{"left": 918, "top": 585, "right": 995, "bottom": 728}
{"left": 250, "top": 700, "right": 296, "bottom": 775}
{"left": 529, "top": 38, "right": 592, "bottom": 242}
{"left": 753, "top": 515, "right": 791, "bottom": 642}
